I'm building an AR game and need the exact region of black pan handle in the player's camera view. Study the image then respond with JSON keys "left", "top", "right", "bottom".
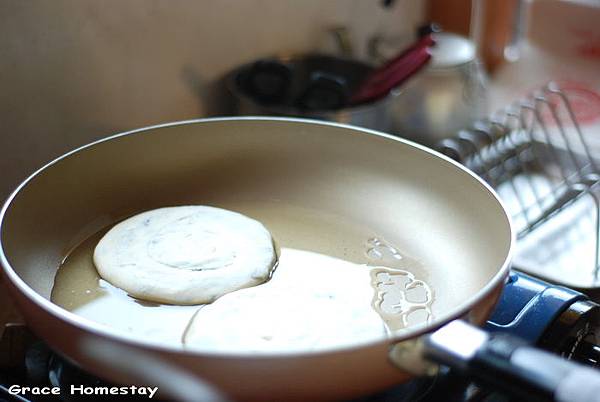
{"left": 424, "top": 320, "right": 600, "bottom": 402}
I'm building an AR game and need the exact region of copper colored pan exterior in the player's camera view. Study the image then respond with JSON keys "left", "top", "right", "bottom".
{"left": 0, "top": 118, "right": 513, "bottom": 401}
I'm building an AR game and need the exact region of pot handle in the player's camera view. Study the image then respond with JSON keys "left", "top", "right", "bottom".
{"left": 423, "top": 320, "right": 600, "bottom": 402}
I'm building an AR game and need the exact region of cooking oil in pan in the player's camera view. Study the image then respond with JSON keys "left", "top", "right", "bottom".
{"left": 366, "top": 238, "right": 434, "bottom": 332}
{"left": 51, "top": 202, "right": 434, "bottom": 350}
{"left": 51, "top": 230, "right": 200, "bottom": 345}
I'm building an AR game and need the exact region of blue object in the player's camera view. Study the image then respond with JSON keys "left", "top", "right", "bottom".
{"left": 485, "top": 271, "right": 586, "bottom": 343}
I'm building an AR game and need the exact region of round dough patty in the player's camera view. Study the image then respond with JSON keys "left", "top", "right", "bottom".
{"left": 93, "top": 206, "right": 277, "bottom": 305}
{"left": 183, "top": 248, "right": 387, "bottom": 353}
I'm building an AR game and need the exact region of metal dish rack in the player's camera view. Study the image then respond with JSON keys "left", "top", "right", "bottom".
{"left": 436, "top": 82, "right": 600, "bottom": 288}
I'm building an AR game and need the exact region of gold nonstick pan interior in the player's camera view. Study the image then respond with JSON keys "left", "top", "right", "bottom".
{"left": 0, "top": 118, "right": 512, "bottom": 401}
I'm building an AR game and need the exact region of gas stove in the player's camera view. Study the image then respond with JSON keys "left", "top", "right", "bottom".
{"left": 0, "top": 325, "right": 508, "bottom": 402}
{"left": 1, "top": 270, "right": 598, "bottom": 402}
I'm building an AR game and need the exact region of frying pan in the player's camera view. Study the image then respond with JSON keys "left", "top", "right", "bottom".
{"left": 0, "top": 118, "right": 599, "bottom": 402}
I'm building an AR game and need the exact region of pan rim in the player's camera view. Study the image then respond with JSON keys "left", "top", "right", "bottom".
{"left": 0, "top": 116, "right": 515, "bottom": 358}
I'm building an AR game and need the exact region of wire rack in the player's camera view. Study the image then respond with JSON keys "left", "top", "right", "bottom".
{"left": 436, "top": 82, "right": 600, "bottom": 288}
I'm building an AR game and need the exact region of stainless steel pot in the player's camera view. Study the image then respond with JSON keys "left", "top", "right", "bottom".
{"left": 226, "top": 55, "right": 396, "bottom": 132}
{"left": 1, "top": 118, "right": 599, "bottom": 402}
{"left": 373, "top": 33, "right": 488, "bottom": 145}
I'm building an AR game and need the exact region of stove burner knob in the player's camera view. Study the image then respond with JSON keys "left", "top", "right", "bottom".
{"left": 541, "top": 299, "right": 600, "bottom": 366}
{"left": 486, "top": 271, "right": 600, "bottom": 367}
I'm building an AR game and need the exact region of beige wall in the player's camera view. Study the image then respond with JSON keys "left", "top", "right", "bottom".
{"left": 0, "top": 1, "right": 423, "bottom": 199}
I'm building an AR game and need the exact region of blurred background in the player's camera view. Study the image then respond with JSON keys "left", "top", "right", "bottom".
{"left": 0, "top": 0, "right": 419, "bottom": 200}
{"left": 1, "top": 0, "right": 599, "bottom": 201}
